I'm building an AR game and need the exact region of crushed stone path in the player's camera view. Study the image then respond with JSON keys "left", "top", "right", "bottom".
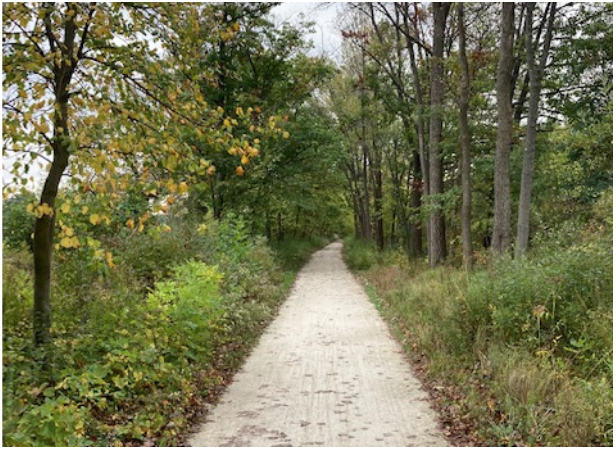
{"left": 189, "top": 242, "right": 448, "bottom": 447}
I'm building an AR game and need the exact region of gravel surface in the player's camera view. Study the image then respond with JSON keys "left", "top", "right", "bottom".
{"left": 189, "top": 242, "right": 448, "bottom": 447}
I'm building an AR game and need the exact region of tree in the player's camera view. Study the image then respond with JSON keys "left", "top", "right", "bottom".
{"left": 2, "top": 3, "right": 250, "bottom": 346}
{"left": 457, "top": 3, "right": 473, "bottom": 267}
{"left": 181, "top": 2, "right": 329, "bottom": 219}
{"left": 515, "top": 2, "right": 556, "bottom": 257}
{"left": 491, "top": 3, "right": 515, "bottom": 255}
{"left": 427, "top": 2, "right": 451, "bottom": 266}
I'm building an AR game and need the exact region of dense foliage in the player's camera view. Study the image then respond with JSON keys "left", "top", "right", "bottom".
{"left": 3, "top": 216, "right": 326, "bottom": 446}
{"left": 344, "top": 188, "right": 612, "bottom": 446}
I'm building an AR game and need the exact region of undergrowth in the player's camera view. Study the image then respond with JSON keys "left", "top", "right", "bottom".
{"left": 2, "top": 215, "right": 326, "bottom": 446}
{"left": 344, "top": 207, "right": 613, "bottom": 446}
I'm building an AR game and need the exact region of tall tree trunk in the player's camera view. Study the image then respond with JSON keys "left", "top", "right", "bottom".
{"left": 371, "top": 136, "right": 385, "bottom": 250}
{"left": 373, "top": 165, "right": 385, "bottom": 250}
{"left": 428, "top": 2, "right": 451, "bottom": 266}
{"left": 360, "top": 142, "right": 372, "bottom": 240}
{"left": 33, "top": 7, "right": 78, "bottom": 346}
{"left": 457, "top": 3, "right": 473, "bottom": 267}
{"left": 516, "top": 2, "right": 556, "bottom": 257}
{"left": 410, "top": 150, "right": 423, "bottom": 257}
{"left": 492, "top": 3, "right": 515, "bottom": 255}
{"left": 405, "top": 33, "right": 431, "bottom": 256}
{"left": 359, "top": 48, "right": 372, "bottom": 242}
{"left": 390, "top": 208, "right": 397, "bottom": 247}
{"left": 513, "top": 3, "right": 551, "bottom": 124}
{"left": 33, "top": 143, "right": 69, "bottom": 346}
{"left": 277, "top": 211, "right": 284, "bottom": 242}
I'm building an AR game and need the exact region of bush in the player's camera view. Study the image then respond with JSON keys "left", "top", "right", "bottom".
{"left": 352, "top": 226, "right": 612, "bottom": 446}
{"left": 457, "top": 242, "right": 612, "bottom": 377}
{"left": 2, "top": 193, "right": 36, "bottom": 250}
{"left": 269, "top": 236, "right": 329, "bottom": 272}
{"left": 2, "top": 247, "right": 33, "bottom": 328}
{"left": 342, "top": 237, "right": 377, "bottom": 270}
{"left": 3, "top": 215, "right": 297, "bottom": 446}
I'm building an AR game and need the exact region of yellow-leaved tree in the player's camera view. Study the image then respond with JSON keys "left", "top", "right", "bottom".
{"left": 3, "top": 3, "right": 262, "bottom": 346}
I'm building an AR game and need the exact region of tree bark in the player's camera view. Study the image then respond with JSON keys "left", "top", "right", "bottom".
{"left": 405, "top": 27, "right": 431, "bottom": 256}
{"left": 457, "top": 3, "right": 473, "bottom": 267}
{"left": 516, "top": 2, "right": 556, "bottom": 257}
{"left": 34, "top": 5, "right": 77, "bottom": 345}
{"left": 491, "top": 3, "right": 515, "bottom": 255}
{"left": 428, "top": 2, "right": 451, "bottom": 266}
{"left": 359, "top": 49, "right": 372, "bottom": 242}
{"left": 372, "top": 145, "right": 385, "bottom": 250}
{"left": 410, "top": 149, "right": 423, "bottom": 257}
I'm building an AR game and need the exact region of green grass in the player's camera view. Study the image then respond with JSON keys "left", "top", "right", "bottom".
{"left": 344, "top": 234, "right": 613, "bottom": 446}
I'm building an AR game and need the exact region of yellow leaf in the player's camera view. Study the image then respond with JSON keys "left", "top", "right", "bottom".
{"left": 26, "top": 203, "right": 34, "bottom": 213}
{"left": 64, "top": 227, "right": 74, "bottom": 237}
{"left": 60, "top": 237, "right": 72, "bottom": 248}
{"left": 126, "top": 219, "right": 135, "bottom": 230}
{"left": 167, "top": 196, "right": 175, "bottom": 205}
{"left": 60, "top": 203, "right": 71, "bottom": 214}
{"left": 207, "top": 166, "right": 216, "bottom": 176}
{"left": 90, "top": 214, "right": 101, "bottom": 225}
{"left": 36, "top": 203, "right": 54, "bottom": 218}
{"left": 241, "top": 155, "right": 250, "bottom": 165}
{"left": 161, "top": 225, "right": 171, "bottom": 233}
{"left": 38, "top": 121, "right": 50, "bottom": 134}
{"left": 105, "top": 251, "right": 115, "bottom": 269}
{"left": 178, "top": 182, "right": 188, "bottom": 194}
{"left": 81, "top": 206, "right": 88, "bottom": 215}
{"left": 235, "top": 166, "right": 245, "bottom": 177}
{"left": 282, "top": 131, "right": 290, "bottom": 139}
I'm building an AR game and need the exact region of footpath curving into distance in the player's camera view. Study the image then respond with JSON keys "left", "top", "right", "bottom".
{"left": 189, "top": 242, "right": 448, "bottom": 447}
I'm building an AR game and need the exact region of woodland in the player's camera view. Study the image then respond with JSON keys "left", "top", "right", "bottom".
{"left": 2, "top": 2, "right": 613, "bottom": 446}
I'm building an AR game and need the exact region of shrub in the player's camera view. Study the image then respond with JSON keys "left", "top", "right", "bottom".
{"left": 2, "top": 193, "right": 36, "bottom": 250}
{"left": 353, "top": 225, "right": 612, "bottom": 446}
{"left": 457, "top": 242, "right": 612, "bottom": 377}
{"left": 269, "top": 236, "right": 328, "bottom": 272}
{"left": 3, "top": 215, "right": 296, "bottom": 446}
{"left": 342, "top": 237, "right": 377, "bottom": 270}
{"left": 2, "top": 247, "right": 33, "bottom": 328}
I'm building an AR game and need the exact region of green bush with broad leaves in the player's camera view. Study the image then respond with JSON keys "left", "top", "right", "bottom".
{"left": 3, "top": 215, "right": 323, "bottom": 446}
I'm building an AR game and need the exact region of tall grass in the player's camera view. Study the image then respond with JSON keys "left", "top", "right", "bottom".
{"left": 344, "top": 229, "right": 613, "bottom": 446}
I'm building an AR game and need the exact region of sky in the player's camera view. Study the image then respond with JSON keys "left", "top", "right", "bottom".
{"left": 271, "top": 2, "right": 344, "bottom": 61}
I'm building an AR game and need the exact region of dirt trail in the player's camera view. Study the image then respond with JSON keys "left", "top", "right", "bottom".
{"left": 189, "top": 242, "right": 448, "bottom": 447}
